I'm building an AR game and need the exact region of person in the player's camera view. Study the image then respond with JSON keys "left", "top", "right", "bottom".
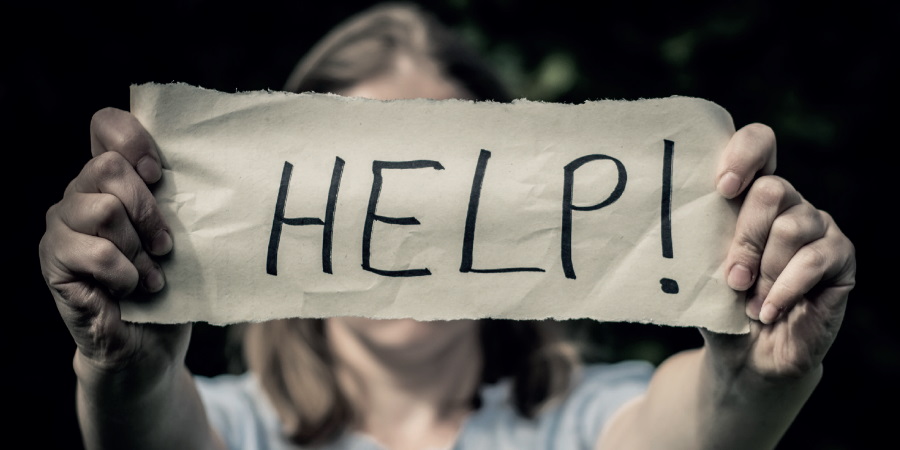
{"left": 39, "top": 3, "right": 856, "bottom": 450}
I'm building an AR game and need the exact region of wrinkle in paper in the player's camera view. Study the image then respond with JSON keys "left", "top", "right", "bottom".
{"left": 125, "top": 82, "right": 749, "bottom": 333}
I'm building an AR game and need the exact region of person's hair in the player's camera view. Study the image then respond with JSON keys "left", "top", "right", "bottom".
{"left": 245, "top": 2, "right": 577, "bottom": 446}
{"left": 245, "top": 319, "right": 578, "bottom": 445}
{"left": 283, "top": 2, "right": 511, "bottom": 102}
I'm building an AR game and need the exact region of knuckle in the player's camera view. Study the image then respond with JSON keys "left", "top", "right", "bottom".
{"left": 811, "top": 210, "right": 828, "bottom": 235}
{"left": 63, "top": 176, "right": 80, "bottom": 197}
{"left": 108, "top": 121, "right": 152, "bottom": 157}
{"left": 845, "top": 238, "right": 857, "bottom": 262}
{"left": 38, "top": 219, "right": 69, "bottom": 285}
{"left": 771, "top": 214, "right": 803, "bottom": 241}
{"left": 37, "top": 235, "right": 57, "bottom": 281}
{"left": 90, "top": 107, "right": 120, "bottom": 126}
{"left": 843, "top": 251, "right": 857, "bottom": 288}
{"left": 749, "top": 176, "right": 789, "bottom": 207}
{"left": 89, "top": 152, "right": 130, "bottom": 181}
{"left": 38, "top": 231, "right": 57, "bottom": 261}
{"left": 744, "top": 122, "right": 776, "bottom": 144}
{"left": 731, "top": 123, "right": 777, "bottom": 175}
{"left": 804, "top": 202, "right": 824, "bottom": 219}
{"left": 90, "top": 108, "right": 120, "bottom": 139}
{"left": 93, "top": 240, "right": 124, "bottom": 273}
{"left": 818, "top": 209, "right": 837, "bottom": 230}
{"left": 45, "top": 202, "right": 61, "bottom": 224}
{"left": 800, "top": 244, "right": 829, "bottom": 272}
{"left": 91, "top": 194, "right": 126, "bottom": 229}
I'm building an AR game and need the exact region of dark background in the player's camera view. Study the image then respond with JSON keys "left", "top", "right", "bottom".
{"left": 6, "top": 1, "right": 895, "bottom": 448}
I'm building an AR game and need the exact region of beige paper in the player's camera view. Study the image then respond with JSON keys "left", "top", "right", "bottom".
{"left": 124, "top": 82, "right": 748, "bottom": 333}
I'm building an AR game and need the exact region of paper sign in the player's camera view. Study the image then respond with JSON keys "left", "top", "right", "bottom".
{"left": 123, "top": 82, "right": 748, "bottom": 333}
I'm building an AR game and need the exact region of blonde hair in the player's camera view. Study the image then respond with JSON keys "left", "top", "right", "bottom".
{"left": 245, "top": 3, "right": 577, "bottom": 445}
{"left": 246, "top": 319, "right": 578, "bottom": 445}
{"left": 283, "top": 2, "right": 511, "bottom": 101}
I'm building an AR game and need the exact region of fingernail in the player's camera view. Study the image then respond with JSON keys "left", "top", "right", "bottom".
{"left": 745, "top": 303, "right": 758, "bottom": 320}
{"left": 144, "top": 268, "right": 165, "bottom": 292}
{"left": 745, "top": 296, "right": 762, "bottom": 320}
{"left": 136, "top": 156, "right": 161, "bottom": 183}
{"left": 150, "top": 230, "right": 173, "bottom": 255}
{"left": 728, "top": 264, "right": 753, "bottom": 290}
{"left": 717, "top": 172, "right": 742, "bottom": 198}
{"left": 759, "top": 302, "right": 782, "bottom": 324}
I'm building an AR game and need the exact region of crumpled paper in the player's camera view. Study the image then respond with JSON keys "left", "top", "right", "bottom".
{"left": 123, "top": 82, "right": 748, "bottom": 333}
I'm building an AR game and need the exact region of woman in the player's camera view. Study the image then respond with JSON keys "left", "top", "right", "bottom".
{"left": 39, "top": 3, "right": 855, "bottom": 449}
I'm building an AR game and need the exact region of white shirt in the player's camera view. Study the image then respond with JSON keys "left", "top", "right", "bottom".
{"left": 195, "top": 360, "right": 654, "bottom": 450}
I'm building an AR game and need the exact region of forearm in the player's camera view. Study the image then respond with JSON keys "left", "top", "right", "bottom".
{"left": 697, "top": 346, "right": 821, "bottom": 449}
{"left": 599, "top": 347, "right": 821, "bottom": 450}
{"left": 74, "top": 350, "right": 224, "bottom": 450}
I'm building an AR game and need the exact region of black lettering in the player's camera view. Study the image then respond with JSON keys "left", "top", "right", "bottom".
{"left": 363, "top": 160, "right": 444, "bottom": 277}
{"left": 561, "top": 155, "right": 627, "bottom": 279}
{"left": 266, "top": 158, "right": 344, "bottom": 275}
{"left": 460, "top": 149, "right": 545, "bottom": 274}
{"left": 660, "top": 139, "right": 678, "bottom": 293}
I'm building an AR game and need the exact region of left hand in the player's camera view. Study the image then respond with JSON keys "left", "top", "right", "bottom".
{"left": 704, "top": 123, "right": 856, "bottom": 380}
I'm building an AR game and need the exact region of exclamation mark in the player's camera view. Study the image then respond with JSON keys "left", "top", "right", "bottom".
{"left": 660, "top": 139, "right": 679, "bottom": 294}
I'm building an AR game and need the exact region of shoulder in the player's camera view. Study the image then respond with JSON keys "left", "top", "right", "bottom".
{"left": 458, "top": 360, "right": 654, "bottom": 449}
{"left": 569, "top": 360, "right": 655, "bottom": 404}
{"left": 563, "top": 360, "right": 655, "bottom": 434}
{"left": 195, "top": 373, "right": 384, "bottom": 450}
{"left": 194, "top": 372, "right": 289, "bottom": 450}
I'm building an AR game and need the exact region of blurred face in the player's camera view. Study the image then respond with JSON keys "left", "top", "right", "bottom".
{"left": 340, "top": 53, "right": 475, "bottom": 101}
{"left": 326, "top": 55, "right": 478, "bottom": 358}
{"left": 327, "top": 317, "right": 478, "bottom": 362}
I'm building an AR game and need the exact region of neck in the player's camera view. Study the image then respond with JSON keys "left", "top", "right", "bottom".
{"left": 326, "top": 319, "right": 482, "bottom": 450}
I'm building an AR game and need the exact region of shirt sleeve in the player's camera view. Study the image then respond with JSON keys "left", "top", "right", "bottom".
{"left": 194, "top": 372, "right": 288, "bottom": 450}
{"left": 194, "top": 362, "right": 654, "bottom": 450}
{"left": 567, "top": 360, "right": 655, "bottom": 448}
{"left": 455, "top": 359, "right": 655, "bottom": 450}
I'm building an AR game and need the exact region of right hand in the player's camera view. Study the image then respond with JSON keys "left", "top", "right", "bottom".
{"left": 39, "top": 107, "right": 189, "bottom": 375}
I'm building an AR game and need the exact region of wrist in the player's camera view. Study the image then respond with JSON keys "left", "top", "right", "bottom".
{"left": 73, "top": 345, "right": 182, "bottom": 404}
{"left": 72, "top": 323, "right": 191, "bottom": 394}
{"left": 700, "top": 346, "right": 823, "bottom": 407}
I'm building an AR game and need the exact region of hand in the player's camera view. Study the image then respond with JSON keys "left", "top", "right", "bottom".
{"left": 705, "top": 123, "right": 856, "bottom": 380}
{"left": 39, "top": 107, "right": 189, "bottom": 374}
